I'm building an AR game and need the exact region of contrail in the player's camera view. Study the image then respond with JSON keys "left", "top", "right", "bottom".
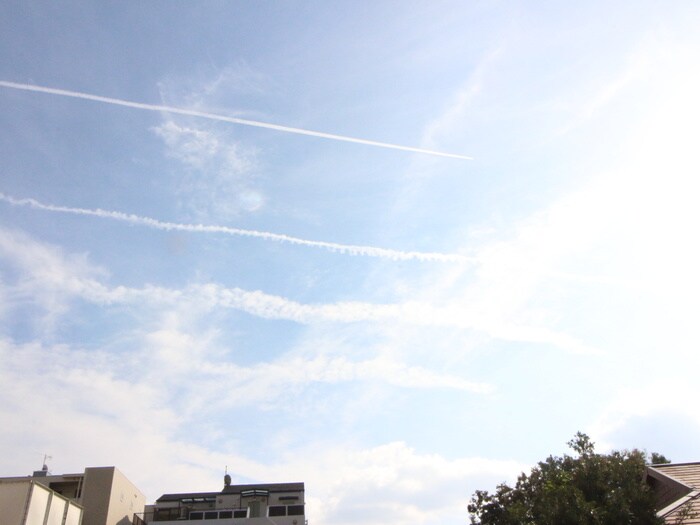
{"left": 0, "top": 80, "right": 473, "bottom": 160}
{"left": 0, "top": 193, "right": 473, "bottom": 263}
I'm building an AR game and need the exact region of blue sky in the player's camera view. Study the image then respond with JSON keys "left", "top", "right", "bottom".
{"left": 2, "top": 2, "right": 700, "bottom": 524}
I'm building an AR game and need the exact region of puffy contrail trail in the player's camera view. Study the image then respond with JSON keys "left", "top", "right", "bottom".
{"left": 0, "top": 193, "right": 473, "bottom": 263}
{"left": 0, "top": 80, "right": 473, "bottom": 160}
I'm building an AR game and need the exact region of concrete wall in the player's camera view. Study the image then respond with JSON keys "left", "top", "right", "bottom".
{"left": 0, "top": 480, "right": 82, "bottom": 525}
{"left": 104, "top": 468, "right": 145, "bottom": 525}
{"left": 0, "top": 480, "right": 31, "bottom": 525}
{"left": 78, "top": 467, "right": 145, "bottom": 525}
{"left": 80, "top": 467, "right": 114, "bottom": 525}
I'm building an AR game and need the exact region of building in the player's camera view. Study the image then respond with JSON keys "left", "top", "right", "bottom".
{"left": 137, "top": 477, "right": 305, "bottom": 525}
{"left": 0, "top": 478, "right": 83, "bottom": 525}
{"left": 647, "top": 462, "right": 700, "bottom": 523}
{"left": 0, "top": 465, "right": 145, "bottom": 525}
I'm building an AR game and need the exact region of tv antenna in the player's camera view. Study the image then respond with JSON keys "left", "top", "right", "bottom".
{"left": 41, "top": 453, "right": 52, "bottom": 472}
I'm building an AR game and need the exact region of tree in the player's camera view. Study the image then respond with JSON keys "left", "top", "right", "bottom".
{"left": 468, "top": 432, "right": 663, "bottom": 525}
{"left": 649, "top": 452, "right": 671, "bottom": 465}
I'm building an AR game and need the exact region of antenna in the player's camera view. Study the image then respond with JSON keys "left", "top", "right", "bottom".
{"left": 33, "top": 453, "right": 52, "bottom": 477}
{"left": 42, "top": 453, "right": 52, "bottom": 471}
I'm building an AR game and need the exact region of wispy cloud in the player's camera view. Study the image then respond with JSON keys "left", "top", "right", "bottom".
{"left": 0, "top": 227, "right": 107, "bottom": 334}
{"left": 0, "top": 335, "right": 516, "bottom": 522}
{"left": 138, "top": 322, "right": 492, "bottom": 416}
{"left": 0, "top": 81, "right": 473, "bottom": 160}
{"left": 152, "top": 120, "right": 263, "bottom": 217}
{"left": 0, "top": 193, "right": 471, "bottom": 263}
{"left": 153, "top": 120, "right": 253, "bottom": 172}
{"left": 212, "top": 355, "right": 492, "bottom": 396}
{"left": 421, "top": 47, "right": 501, "bottom": 151}
{"left": 280, "top": 441, "right": 527, "bottom": 525}
{"left": 0, "top": 225, "right": 591, "bottom": 356}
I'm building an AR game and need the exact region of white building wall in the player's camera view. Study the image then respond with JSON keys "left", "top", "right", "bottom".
{"left": 46, "top": 492, "right": 69, "bottom": 525}
{"left": 26, "top": 483, "right": 52, "bottom": 525}
{"left": 155, "top": 518, "right": 302, "bottom": 525}
{"left": 64, "top": 503, "right": 83, "bottom": 525}
{"left": 0, "top": 480, "right": 84, "bottom": 525}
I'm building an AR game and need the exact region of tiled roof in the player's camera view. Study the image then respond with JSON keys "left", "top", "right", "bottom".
{"left": 649, "top": 463, "right": 700, "bottom": 524}
{"left": 654, "top": 463, "right": 700, "bottom": 490}
{"left": 660, "top": 493, "right": 700, "bottom": 525}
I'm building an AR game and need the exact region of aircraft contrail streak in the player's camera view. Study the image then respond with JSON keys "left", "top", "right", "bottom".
{"left": 0, "top": 81, "right": 473, "bottom": 160}
{"left": 0, "top": 193, "right": 473, "bottom": 263}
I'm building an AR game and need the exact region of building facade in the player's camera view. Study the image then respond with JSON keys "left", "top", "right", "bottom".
{"left": 137, "top": 479, "right": 305, "bottom": 525}
{"left": 0, "top": 478, "right": 83, "bottom": 525}
{"left": 0, "top": 466, "right": 145, "bottom": 525}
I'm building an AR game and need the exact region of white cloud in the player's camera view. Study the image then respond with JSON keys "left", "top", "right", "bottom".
{"left": 0, "top": 225, "right": 584, "bottom": 356}
{"left": 420, "top": 47, "right": 501, "bottom": 152}
{"left": 153, "top": 120, "right": 227, "bottom": 170}
{"left": 274, "top": 441, "right": 527, "bottom": 525}
{"left": 0, "top": 192, "right": 472, "bottom": 262}
{"left": 152, "top": 119, "right": 262, "bottom": 218}
{"left": 0, "top": 228, "right": 489, "bottom": 409}
{"left": 0, "top": 228, "right": 107, "bottom": 334}
{"left": 156, "top": 63, "right": 268, "bottom": 110}
{"left": 0, "top": 333, "right": 521, "bottom": 524}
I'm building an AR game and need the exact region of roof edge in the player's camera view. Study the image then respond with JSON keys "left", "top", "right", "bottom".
{"left": 657, "top": 490, "right": 700, "bottom": 518}
{"left": 646, "top": 465, "right": 695, "bottom": 492}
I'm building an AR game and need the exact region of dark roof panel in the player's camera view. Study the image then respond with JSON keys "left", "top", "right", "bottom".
{"left": 156, "top": 492, "right": 219, "bottom": 502}
{"left": 156, "top": 482, "right": 304, "bottom": 502}
{"left": 223, "top": 482, "right": 304, "bottom": 494}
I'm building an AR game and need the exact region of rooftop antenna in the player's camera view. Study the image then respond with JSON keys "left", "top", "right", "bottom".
{"left": 224, "top": 465, "right": 231, "bottom": 487}
{"left": 33, "top": 454, "right": 52, "bottom": 477}
{"left": 42, "top": 454, "right": 52, "bottom": 472}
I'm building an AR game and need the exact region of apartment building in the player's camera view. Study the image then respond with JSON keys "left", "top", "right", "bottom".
{"left": 0, "top": 477, "right": 83, "bottom": 525}
{"left": 0, "top": 465, "right": 145, "bottom": 525}
{"left": 137, "top": 477, "right": 305, "bottom": 525}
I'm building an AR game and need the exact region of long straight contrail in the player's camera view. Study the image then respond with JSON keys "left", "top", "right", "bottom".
{"left": 0, "top": 193, "right": 473, "bottom": 263}
{"left": 0, "top": 80, "right": 472, "bottom": 160}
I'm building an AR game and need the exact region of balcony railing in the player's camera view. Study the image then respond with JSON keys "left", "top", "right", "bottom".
{"left": 135, "top": 504, "right": 304, "bottom": 523}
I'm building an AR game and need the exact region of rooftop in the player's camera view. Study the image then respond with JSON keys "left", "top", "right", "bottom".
{"left": 648, "top": 462, "right": 700, "bottom": 524}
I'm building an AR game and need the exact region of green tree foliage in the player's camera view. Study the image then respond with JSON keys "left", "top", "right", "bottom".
{"left": 468, "top": 432, "right": 663, "bottom": 525}
{"left": 650, "top": 452, "right": 671, "bottom": 465}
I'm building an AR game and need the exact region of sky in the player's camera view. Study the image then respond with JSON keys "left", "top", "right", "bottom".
{"left": 1, "top": 2, "right": 700, "bottom": 524}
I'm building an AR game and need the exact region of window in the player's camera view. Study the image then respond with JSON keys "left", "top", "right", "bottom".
{"left": 288, "top": 505, "right": 305, "bottom": 516}
{"left": 204, "top": 511, "right": 218, "bottom": 519}
{"left": 233, "top": 509, "right": 248, "bottom": 518}
{"left": 241, "top": 489, "right": 269, "bottom": 498}
{"left": 267, "top": 504, "right": 304, "bottom": 517}
{"left": 268, "top": 506, "right": 286, "bottom": 517}
{"left": 219, "top": 511, "right": 233, "bottom": 519}
{"left": 189, "top": 511, "right": 204, "bottom": 520}
{"left": 154, "top": 508, "right": 181, "bottom": 521}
